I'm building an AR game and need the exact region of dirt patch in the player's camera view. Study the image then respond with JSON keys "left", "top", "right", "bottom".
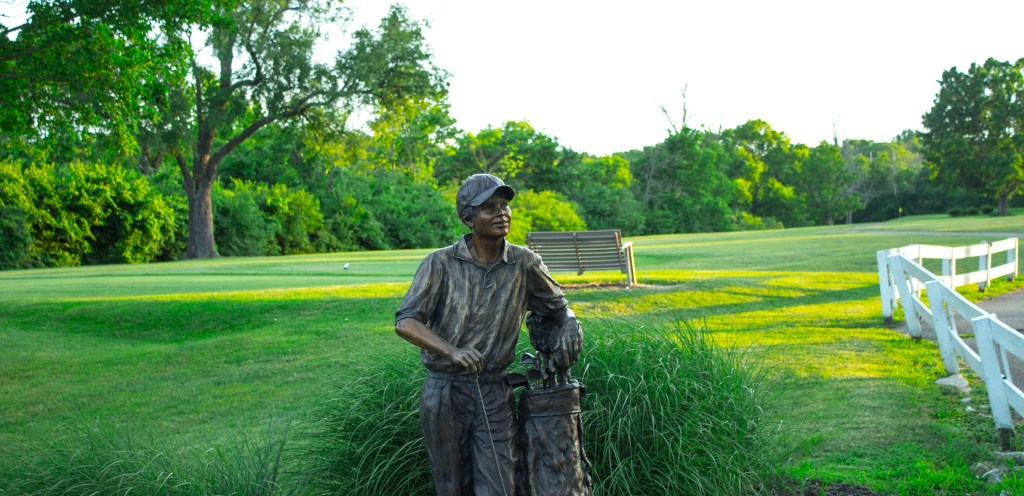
{"left": 772, "top": 479, "right": 881, "bottom": 496}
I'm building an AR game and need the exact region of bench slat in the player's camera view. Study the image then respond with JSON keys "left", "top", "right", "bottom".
{"left": 526, "top": 230, "right": 638, "bottom": 287}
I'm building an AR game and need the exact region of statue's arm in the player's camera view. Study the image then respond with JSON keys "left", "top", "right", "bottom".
{"left": 523, "top": 253, "right": 582, "bottom": 367}
{"left": 395, "top": 317, "right": 485, "bottom": 375}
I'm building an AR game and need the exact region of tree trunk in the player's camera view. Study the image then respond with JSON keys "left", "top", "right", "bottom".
{"left": 184, "top": 176, "right": 217, "bottom": 258}
{"left": 998, "top": 193, "right": 1009, "bottom": 216}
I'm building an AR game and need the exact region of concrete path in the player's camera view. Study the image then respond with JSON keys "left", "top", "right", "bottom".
{"left": 898, "top": 285, "right": 1024, "bottom": 391}
{"left": 976, "top": 286, "right": 1024, "bottom": 333}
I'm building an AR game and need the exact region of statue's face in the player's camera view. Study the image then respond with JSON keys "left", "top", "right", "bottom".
{"left": 468, "top": 193, "right": 512, "bottom": 240}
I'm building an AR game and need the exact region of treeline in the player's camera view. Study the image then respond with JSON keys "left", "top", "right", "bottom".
{"left": 2, "top": 1, "right": 1021, "bottom": 270}
{"left": 2, "top": 114, "right": 1007, "bottom": 270}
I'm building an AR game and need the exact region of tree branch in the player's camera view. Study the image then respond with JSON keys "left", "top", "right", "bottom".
{"left": 174, "top": 149, "right": 195, "bottom": 197}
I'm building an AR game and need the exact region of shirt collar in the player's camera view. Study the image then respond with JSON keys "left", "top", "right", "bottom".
{"left": 455, "top": 233, "right": 514, "bottom": 266}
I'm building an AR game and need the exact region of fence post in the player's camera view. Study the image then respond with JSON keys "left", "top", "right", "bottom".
{"left": 979, "top": 240, "right": 992, "bottom": 292}
{"left": 913, "top": 245, "right": 925, "bottom": 296}
{"left": 972, "top": 315, "right": 1016, "bottom": 450}
{"left": 890, "top": 255, "right": 923, "bottom": 339}
{"left": 1009, "top": 237, "right": 1019, "bottom": 282}
{"left": 925, "top": 280, "right": 960, "bottom": 376}
{"left": 877, "top": 249, "right": 895, "bottom": 323}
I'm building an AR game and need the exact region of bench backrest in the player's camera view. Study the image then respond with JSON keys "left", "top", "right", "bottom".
{"left": 526, "top": 230, "right": 626, "bottom": 274}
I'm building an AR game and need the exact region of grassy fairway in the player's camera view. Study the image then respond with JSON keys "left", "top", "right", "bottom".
{"left": 1, "top": 211, "right": 1022, "bottom": 494}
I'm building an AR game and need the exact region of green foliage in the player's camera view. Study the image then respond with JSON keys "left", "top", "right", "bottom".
{"left": 3, "top": 420, "right": 302, "bottom": 496}
{"left": 582, "top": 320, "right": 780, "bottom": 495}
{"left": 307, "top": 354, "right": 432, "bottom": 495}
{"left": 799, "top": 141, "right": 863, "bottom": 225}
{"left": 315, "top": 169, "right": 461, "bottom": 251}
{"left": 841, "top": 135, "right": 929, "bottom": 222}
{"left": 360, "top": 172, "right": 463, "bottom": 249}
{"left": 0, "top": 1, "right": 211, "bottom": 155}
{"left": 721, "top": 119, "right": 808, "bottom": 227}
{"left": 308, "top": 320, "right": 780, "bottom": 496}
{"left": 213, "top": 180, "right": 324, "bottom": 257}
{"left": 629, "top": 128, "right": 735, "bottom": 234}
{"left": 732, "top": 211, "right": 784, "bottom": 231}
{"left": 555, "top": 153, "right": 646, "bottom": 235}
{"left": 83, "top": 166, "right": 179, "bottom": 265}
{"left": 434, "top": 121, "right": 561, "bottom": 189}
{"left": 0, "top": 159, "right": 177, "bottom": 268}
{"left": 213, "top": 181, "right": 283, "bottom": 257}
{"left": 922, "top": 57, "right": 1024, "bottom": 215}
{"left": 506, "top": 189, "right": 587, "bottom": 245}
{"left": 0, "top": 205, "right": 35, "bottom": 269}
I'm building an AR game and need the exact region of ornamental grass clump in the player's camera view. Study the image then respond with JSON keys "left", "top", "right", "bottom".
{"left": 306, "top": 353, "right": 433, "bottom": 495}
{"left": 579, "top": 318, "right": 781, "bottom": 496}
{"left": 2, "top": 420, "right": 299, "bottom": 496}
{"left": 310, "top": 318, "right": 781, "bottom": 496}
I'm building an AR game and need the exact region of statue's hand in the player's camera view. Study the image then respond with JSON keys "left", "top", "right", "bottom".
{"left": 449, "top": 347, "right": 485, "bottom": 375}
{"left": 554, "top": 317, "right": 582, "bottom": 368}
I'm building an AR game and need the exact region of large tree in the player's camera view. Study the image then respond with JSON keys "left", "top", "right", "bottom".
{"left": 433, "top": 121, "right": 561, "bottom": 191}
{"left": 162, "top": 1, "right": 445, "bottom": 258}
{"left": 628, "top": 127, "right": 733, "bottom": 234}
{"left": 0, "top": 0, "right": 208, "bottom": 157}
{"left": 720, "top": 119, "right": 807, "bottom": 227}
{"left": 799, "top": 141, "right": 862, "bottom": 225}
{"left": 921, "top": 57, "right": 1024, "bottom": 215}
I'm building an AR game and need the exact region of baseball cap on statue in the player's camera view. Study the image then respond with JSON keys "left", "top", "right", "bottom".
{"left": 457, "top": 174, "right": 516, "bottom": 218}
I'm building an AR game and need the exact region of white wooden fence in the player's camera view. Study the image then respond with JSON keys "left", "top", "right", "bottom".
{"left": 877, "top": 237, "right": 1019, "bottom": 324}
{"left": 878, "top": 238, "right": 1020, "bottom": 447}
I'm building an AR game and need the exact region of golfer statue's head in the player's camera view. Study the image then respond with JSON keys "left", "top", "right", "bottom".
{"left": 456, "top": 174, "right": 516, "bottom": 225}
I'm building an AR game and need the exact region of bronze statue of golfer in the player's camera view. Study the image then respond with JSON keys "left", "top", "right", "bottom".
{"left": 395, "top": 173, "right": 585, "bottom": 496}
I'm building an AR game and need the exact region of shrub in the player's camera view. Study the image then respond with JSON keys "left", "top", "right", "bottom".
{"left": 0, "top": 160, "right": 39, "bottom": 269}
{"left": 316, "top": 170, "right": 461, "bottom": 251}
{"left": 965, "top": 206, "right": 980, "bottom": 216}
{"left": 507, "top": 189, "right": 587, "bottom": 245}
{"left": 733, "top": 212, "right": 784, "bottom": 231}
{"left": 948, "top": 208, "right": 963, "bottom": 217}
{"left": 360, "top": 172, "right": 463, "bottom": 249}
{"left": 0, "top": 159, "right": 177, "bottom": 267}
{"left": 0, "top": 205, "right": 36, "bottom": 270}
{"left": 213, "top": 179, "right": 325, "bottom": 257}
{"left": 262, "top": 183, "right": 324, "bottom": 255}
{"left": 80, "top": 164, "right": 178, "bottom": 265}
{"left": 982, "top": 206, "right": 995, "bottom": 215}
{"left": 213, "top": 181, "right": 282, "bottom": 256}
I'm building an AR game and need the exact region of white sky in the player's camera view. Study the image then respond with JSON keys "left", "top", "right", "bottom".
{"left": 342, "top": 0, "right": 1024, "bottom": 155}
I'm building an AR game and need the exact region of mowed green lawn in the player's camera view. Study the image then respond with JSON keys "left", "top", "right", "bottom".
{"left": 1, "top": 211, "right": 1022, "bottom": 493}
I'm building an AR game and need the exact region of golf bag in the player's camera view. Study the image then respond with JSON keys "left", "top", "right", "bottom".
{"left": 517, "top": 380, "right": 592, "bottom": 496}
{"left": 516, "top": 309, "right": 592, "bottom": 496}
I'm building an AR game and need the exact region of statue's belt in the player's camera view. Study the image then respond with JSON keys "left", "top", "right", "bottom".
{"left": 427, "top": 371, "right": 507, "bottom": 383}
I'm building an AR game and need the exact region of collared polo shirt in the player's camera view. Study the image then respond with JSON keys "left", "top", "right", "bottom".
{"left": 396, "top": 234, "right": 568, "bottom": 374}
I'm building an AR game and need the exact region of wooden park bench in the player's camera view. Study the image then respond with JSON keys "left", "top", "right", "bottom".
{"left": 526, "top": 230, "right": 638, "bottom": 287}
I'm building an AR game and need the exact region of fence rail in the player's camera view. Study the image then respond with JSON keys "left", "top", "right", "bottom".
{"left": 878, "top": 237, "right": 1019, "bottom": 322}
{"left": 878, "top": 238, "right": 1020, "bottom": 448}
